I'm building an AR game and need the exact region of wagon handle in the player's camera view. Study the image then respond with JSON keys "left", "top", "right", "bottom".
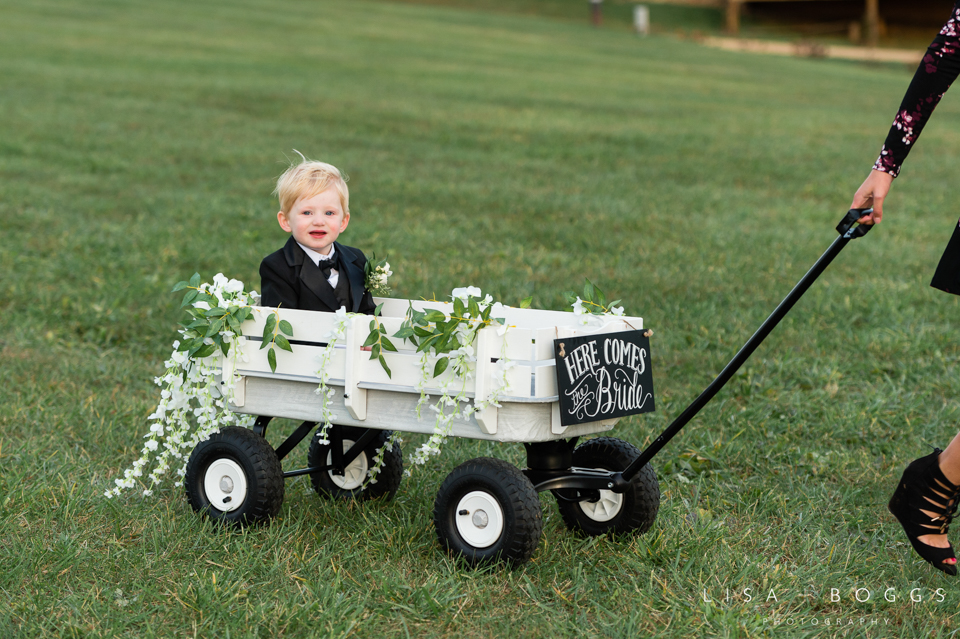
{"left": 616, "top": 208, "right": 875, "bottom": 484}
{"left": 836, "top": 207, "right": 874, "bottom": 238}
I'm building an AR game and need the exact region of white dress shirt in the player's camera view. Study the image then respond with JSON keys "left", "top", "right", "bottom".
{"left": 297, "top": 242, "right": 339, "bottom": 288}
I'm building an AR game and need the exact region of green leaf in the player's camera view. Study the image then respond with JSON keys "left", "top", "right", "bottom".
{"left": 220, "top": 340, "right": 230, "bottom": 356}
{"left": 433, "top": 357, "right": 449, "bottom": 378}
{"left": 468, "top": 298, "right": 480, "bottom": 319}
{"left": 226, "top": 315, "right": 241, "bottom": 334}
{"left": 172, "top": 280, "right": 189, "bottom": 292}
{"left": 189, "top": 272, "right": 201, "bottom": 288}
{"left": 362, "top": 331, "right": 380, "bottom": 347}
{"left": 413, "top": 326, "right": 434, "bottom": 338}
{"left": 417, "top": 334, "right": 440, "bottom": 352}
{"left": 583, "top": 281, "right": 594, "bottom": 302}
{"left": 424, "top": 310, "right": 446, "bottom": 323}
{"left": 380, "top": 337, "right": 397, "bottom": 352}
{"left": 441, "top": 321, "right": 458, "bottom": 339}
{"left": 371, "top": 344, "right": 381, "bottom": 360}
{"left": 608, "top": 299, "right": 621, "bottom": 309}
{"left": 194, "top": 343, "right": 217, "bottom": 359}
{"left": 434, "top": 334, "right": 453, "bottom": 354}
{"left": 374, "top": 302, "right": 384, "bottom": 317}
{"left": 453, "top": 297, "right": 465, "bottom": 318}
{"left": 595, "top": 284, "right": 606, "bottom": 307}
{"left": 185, "top": 319, "right": 207, "bottom": 330}
{"left": 262, "top": 317, "right": 276, "bottom": 343}
{"left": 520, "top": 296, "right": 533, "bottom": 309}
{"left": 494, "top": 317, "right": 506, "bottom": 327}
{"left": 181, "top": 289, "right": 199, "bottom": 307}
{"left": 267, "top": 347, "right": 277, "bottom": 373}
{"left": 278, "top": 319, "right": 294, "bottom": 337}
{"left": 259, "top": 338, "right": 270, "bottom": 350}
{"left": 188, "top": 339, "right": 209, "bottom": 357}
{"left": 204, "top": 319, "right": 224, "bottom": 337}
{"left": 205, "top": 307, "right": 227, "bottom": 318}
{"left": 379, "top": 355, "right": 391, "bottom": 378}
{"left": 392, "top": 326, "right": 415, "bottom": 340}
{"left": 274, "top": 334, "right": 292, "bottom": 352}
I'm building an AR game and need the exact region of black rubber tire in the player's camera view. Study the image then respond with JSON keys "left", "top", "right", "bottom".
{"left": 184, "top": 426, "right": 284, "bottom": 527}
{"left": 433, "top": 457, "right": 542, "bottom": 567}
{"left": 555, "top": 437, "right": 660, "bottom": 537}
{"left": 308, "top": 426, "right": 402, "bottom": 501}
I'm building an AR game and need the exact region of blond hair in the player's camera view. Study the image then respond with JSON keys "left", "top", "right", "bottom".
{"left": 274, "top": 157, "right": 349, "bottom": 215}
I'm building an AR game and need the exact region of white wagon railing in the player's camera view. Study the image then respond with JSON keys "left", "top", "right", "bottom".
{"left": 223, "top": 299, "right": 645, "bottom": 442}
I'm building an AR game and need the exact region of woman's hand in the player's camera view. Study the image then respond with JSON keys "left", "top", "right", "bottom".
{"left": 850, "top": 169, "right": 894, "bottom": 224}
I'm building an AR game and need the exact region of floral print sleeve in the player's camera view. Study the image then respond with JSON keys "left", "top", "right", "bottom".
{"left": 874, "top": 1, "right": 960, "bottom": 177}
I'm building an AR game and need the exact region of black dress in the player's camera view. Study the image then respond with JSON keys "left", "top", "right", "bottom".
{"left": 872, "top": 1, "right": 960, "bottom": 294}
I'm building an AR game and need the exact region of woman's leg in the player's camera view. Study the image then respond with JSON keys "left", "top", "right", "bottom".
{"left": 889, "top": 433, "right": 960, "bottom": 574}
{"left": 914, "top": 432, "right": 960, "bottom": 564}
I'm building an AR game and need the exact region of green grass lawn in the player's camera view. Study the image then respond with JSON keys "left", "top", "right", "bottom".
{"left": 4, "top": 0, "right": 960, "bottom": 636}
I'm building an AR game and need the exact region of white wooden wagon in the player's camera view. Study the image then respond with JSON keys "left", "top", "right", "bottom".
{"left": 184, "top": 298, "right": 661, "bottom": 566}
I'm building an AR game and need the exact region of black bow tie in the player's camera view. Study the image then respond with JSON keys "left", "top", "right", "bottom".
{"left": 317, "top": 253, "right": 339, "bottom": 278}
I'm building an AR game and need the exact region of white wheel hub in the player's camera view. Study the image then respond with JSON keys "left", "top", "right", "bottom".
{"left": 203, "top": 458, "right": 248, "bottom": 513}
{"left": 580, "top": 489, "right": 623, "bottom": 522}
{"left": 455, "top": 491, "right": 504, "bottom": 548}
{"left": 327, "top": 440, "right": 368, "bottom": 490}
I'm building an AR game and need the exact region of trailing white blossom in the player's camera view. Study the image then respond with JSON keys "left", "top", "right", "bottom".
{"left": 367, "top": 431, "right": 403, "bottom": 485}
{"left": 105, "top": 275, "right": 257, "bottom": 498}
{"left": 312, "top": 306, "right": 404, "bottom": 488}
{"left": 313, "top": 306, "right": 349, "bottom": 445}
{"left": 451, "top": 286, "right": 481, "bottom": 300}
{"left": 400, "top": 287, "right": 512, "bottom": 473}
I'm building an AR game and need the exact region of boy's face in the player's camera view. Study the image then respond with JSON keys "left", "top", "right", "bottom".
{"left": 278, "top": 186, "right": 349, "bottom": 255}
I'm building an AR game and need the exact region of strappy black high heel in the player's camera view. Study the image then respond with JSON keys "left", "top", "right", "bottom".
{"left": 888, "top": 448, "right": 960, "bottom": 576}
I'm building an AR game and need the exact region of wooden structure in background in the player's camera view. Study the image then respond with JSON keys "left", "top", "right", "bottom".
{"left": 726, "top": 0, "right": 881, "bottom": 46}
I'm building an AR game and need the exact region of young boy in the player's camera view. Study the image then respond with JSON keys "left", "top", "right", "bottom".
{"left": 259, "top": 159, "right": 377, "bottom": 314}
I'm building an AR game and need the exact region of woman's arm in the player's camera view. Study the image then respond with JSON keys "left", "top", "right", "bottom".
{"left": 853, "top": 2, "right": 960, "bottom": 223}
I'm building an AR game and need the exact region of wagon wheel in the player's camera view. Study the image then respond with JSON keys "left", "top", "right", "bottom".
{"left": 433, "top": 457, "right": 542, "bottom": 567}
{"left": 184, "top": 426, "right": 285, "bottom": 527}
{"left": 308, "top": 426, "right": 402, "bottom": 501}
{"left": 555, "top": 437, "right": 660, "bottom": 537}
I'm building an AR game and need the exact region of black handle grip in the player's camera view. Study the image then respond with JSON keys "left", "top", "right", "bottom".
{"left": 837, "top": 208, "right": 874, "bottom": 238}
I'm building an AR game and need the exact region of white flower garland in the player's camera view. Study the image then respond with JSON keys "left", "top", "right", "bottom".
{"left": 313, "top": 306, "right": 402, "bottom": 486}
{"left": 404, "top": 288, "right": 512, "bottom": 472}
{"left": 312, "top": 307, "right": 350, "bottom": 446}
{"left": 106, "top": 274, "right": 256, "bottom": 498}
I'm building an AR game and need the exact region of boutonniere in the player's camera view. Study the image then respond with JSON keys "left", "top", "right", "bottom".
{"left": 364, "top": 253, "right": 392, "bottom": 296}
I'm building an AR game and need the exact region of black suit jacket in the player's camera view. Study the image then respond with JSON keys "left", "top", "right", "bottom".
{"left": 259, "top": 238, "right": 377, "bottom": 314}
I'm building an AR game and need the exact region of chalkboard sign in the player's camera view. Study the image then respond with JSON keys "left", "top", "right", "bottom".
{"left": 554, "top": 330, "right": 656, "bottom": 426}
